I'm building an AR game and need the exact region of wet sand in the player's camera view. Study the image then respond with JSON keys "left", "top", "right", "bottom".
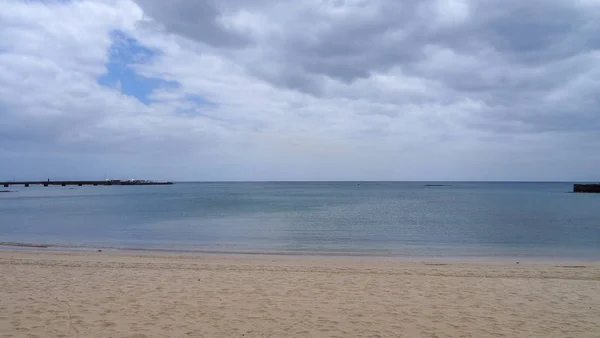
{"left": 1, "top": 250, "right": 599, "bottom": 337}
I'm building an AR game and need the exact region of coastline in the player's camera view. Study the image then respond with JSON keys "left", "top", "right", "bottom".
{"left": 1, "top": 249, "right": 599, "bottom": 337}
{"left": 2, "top": 240, "right": 600, "bottom": 263}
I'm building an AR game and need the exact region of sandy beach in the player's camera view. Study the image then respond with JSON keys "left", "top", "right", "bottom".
{"left": 1, "top": 251, "right": 599, "bottom": 337}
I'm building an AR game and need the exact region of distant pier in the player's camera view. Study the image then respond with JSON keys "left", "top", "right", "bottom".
{"left": 1, "top": 180, "right": 173, "bottom": 188}
{"left": 573, "top": 184, "right": 600, "bottom": 193}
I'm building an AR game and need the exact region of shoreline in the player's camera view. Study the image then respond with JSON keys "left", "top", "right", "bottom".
{"left": 3, "top": 247, "right": 600, "bottom": 267}
{"left": 1, "top": 250, "right": 600, "bottom": 337}
{"left": 2, "top": 241, "right": 600, "bottom": 263}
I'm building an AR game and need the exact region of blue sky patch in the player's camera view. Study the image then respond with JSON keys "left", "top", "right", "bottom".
{"left": 98, "top": 30, "right": 179, "bottom": 105}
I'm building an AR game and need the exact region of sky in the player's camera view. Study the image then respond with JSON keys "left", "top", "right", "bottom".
{"left": 0, "top": 0, "right": 599, "bottom": 181}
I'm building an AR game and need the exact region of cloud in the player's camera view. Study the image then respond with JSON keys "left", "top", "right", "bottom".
{"left": 0, "top": 0, "right": 599, "bottom": 180}
{"left": 133, "top": 0, "right": 251, "bottom": 47}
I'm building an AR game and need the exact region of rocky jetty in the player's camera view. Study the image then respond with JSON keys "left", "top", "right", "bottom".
{"left": 573, "top": 184, "right": 600, "bottom": 193}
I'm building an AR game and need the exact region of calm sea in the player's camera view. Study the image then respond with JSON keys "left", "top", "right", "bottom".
{"left": 1, "top": 182, "right": 599, "bottom": 260}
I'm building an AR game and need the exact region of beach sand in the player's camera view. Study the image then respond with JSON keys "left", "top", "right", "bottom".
{"left": 1, "top": 251, "right": 599, "bottom": 337}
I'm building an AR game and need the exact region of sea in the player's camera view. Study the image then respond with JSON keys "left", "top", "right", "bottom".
{"left": 1, "top": 182, "right": 599, "bottom": 261}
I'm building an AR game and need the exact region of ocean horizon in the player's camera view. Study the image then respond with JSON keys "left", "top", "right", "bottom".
{"left": 2, "top": 181, "right": 599, "bottom": 261}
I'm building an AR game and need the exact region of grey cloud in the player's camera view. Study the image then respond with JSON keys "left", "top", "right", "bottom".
{"left": 468, "top": 0, "right": 596, "bottom": 60}
{"left": 222, "top": 0, "right": 598, "bottom": 136}
{"left": 157, "top": 0, "right": 597, "bottom": 103}
{"left": 269, "top": 2, "right": 424, "bottom": 84}
{"left": 133, "top": 0, "right": 251, "bottom": 47}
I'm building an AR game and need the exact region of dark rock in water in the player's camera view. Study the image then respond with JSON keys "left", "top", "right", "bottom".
{"left": 97, "top": 249, "right": 102, "bottom": 252}
{"left": 0, "top": 190, "right": 13, "bottom": 193}
{"left": 574, "top": 184, "right": 600, "bottom": 193}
